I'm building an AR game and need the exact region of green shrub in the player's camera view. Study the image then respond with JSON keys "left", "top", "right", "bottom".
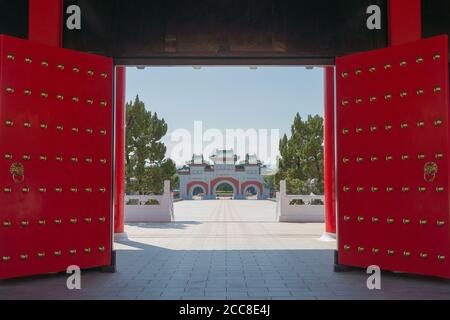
{"left": 289, "top": 199, "right": 305, "bottom": 205}
{"left": 126, "top": 198, "right": 139, "bottom": 205}
{"left": 144, "top": 199, "right": 160, "bottom": 205}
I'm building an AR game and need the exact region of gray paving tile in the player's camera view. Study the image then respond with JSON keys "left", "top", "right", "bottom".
{"left": 5, "top": 200, "right": 450, "bottom": 300}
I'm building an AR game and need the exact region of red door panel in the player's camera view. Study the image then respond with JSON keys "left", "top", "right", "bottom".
{"left": 336, "top": 35, "right": 450, "bottom": 278}
{"left": 0, "top": 35, "right": 113, "bottom": 279}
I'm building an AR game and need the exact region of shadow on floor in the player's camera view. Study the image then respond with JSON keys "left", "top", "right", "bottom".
{"left": 125, "top": 221, "right": 202, "bottom": 230}
{"left": 1, "top": 239, "right": 450, "bottom": 300}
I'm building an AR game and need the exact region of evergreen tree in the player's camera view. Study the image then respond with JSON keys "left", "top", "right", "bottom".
{"left": 275, "top": 113, "right": 324, "bottom": 195}
{"left": 125, "top": 95, "right": 177, "bottom": 195}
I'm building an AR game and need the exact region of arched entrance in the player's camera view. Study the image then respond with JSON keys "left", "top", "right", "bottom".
{"left": 210, "top": 177, "right": 240, "bottom": 200}
{"left": 213, "top": 182, "right": 237, "bottom": 199}
{"left": 241, "top": 181, "right": 264, "bottom": 200}
{"left": 192, "top": 186, "right": 205, "bottom": 196}
{"left": 191, "top": 185, "right": 206, "bottom": 200}
{"left": 244, "top": 185, "right": 259, "bottom": 200}
{"left": 187, "top": 181, "right": 209, "bottom": 199}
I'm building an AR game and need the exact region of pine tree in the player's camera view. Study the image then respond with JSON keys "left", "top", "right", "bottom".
{"left": 125, "top": 95, "right": 177, "bottom": 195}
{"left": 275, "top": 113, "right": 324, "bottom": 194}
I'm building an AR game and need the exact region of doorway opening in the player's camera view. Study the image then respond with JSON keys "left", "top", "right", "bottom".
{"left": 124, "top": 66, "right": 325, "bottom": 225}
{"left": 192, "top": 186, "right": 207, "bottom": 200}
{"left": 214, "top": 182, "right": 236, "bottom": 200}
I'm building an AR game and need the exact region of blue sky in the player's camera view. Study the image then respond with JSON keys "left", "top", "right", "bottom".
{"left": 125, "top": 67, "right": 324, "bottom": 165}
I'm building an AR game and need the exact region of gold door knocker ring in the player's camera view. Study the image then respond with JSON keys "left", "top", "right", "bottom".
{"left": 424, "top": 162, "right": 438, "bottom": 183}
{"left": 10, "top": 162, "right": 25, "bottom": 184}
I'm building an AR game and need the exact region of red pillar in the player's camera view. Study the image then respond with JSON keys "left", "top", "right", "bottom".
{"left": 388, "top": 0, "right": 422, "bottom": 46}
{"left": 28, "top": 0, "right": 63, "bottom": 47}
{"left": 114, "top": 67, "right": 126, "bottom": 235}
{"left": 323, "top": 67, "right": 336, "bottom": 235}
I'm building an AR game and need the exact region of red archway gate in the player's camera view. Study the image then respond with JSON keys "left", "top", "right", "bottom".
{"left": 0, "top": 35, "right": 113, "bottom": 279}
{"left": 335, "top": 35, "right": 449, "bottom": 278}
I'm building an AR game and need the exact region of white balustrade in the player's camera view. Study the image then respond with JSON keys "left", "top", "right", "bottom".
{"left": 276, "top": 180, "right": 325, "bottom": 223}
{"left": 125, "top": 180, "right": 174, "bottom": 223}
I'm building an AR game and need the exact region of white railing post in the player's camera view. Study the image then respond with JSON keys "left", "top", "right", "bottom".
{"left": 275, "top": 191, "right": 281, "bottom": 220}
{"left": 278, "top": 180, "right": 287, "bottom": 221}
{"left": 280, "top": 180, "right": 287, "bottom": 196}
{"left": 164, "top": 180, "right": 170, "bottom": 195}
{"left": 164, "top": 180, "right": 174, "bottom": 219}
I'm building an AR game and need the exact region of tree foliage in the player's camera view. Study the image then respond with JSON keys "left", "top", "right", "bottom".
{"left": 125, "top": 95, "right": 177, "bottom": 194}
{"left": 263, "top": 174, "right": 276, "bottom": 190}
{"left": 275, "top": 113, "right": 324, "bottom": 195}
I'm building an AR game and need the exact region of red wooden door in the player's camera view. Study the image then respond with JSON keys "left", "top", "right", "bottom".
{"left": 0, "top": 35, "right": 113, "bottom": 279}
{"left": 336, "top": 35, "right": 450, "bottom": 278}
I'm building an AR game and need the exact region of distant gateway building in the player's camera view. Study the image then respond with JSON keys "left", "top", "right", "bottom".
{"left": 178, "top": 150, "right": 269, "bottom": 200}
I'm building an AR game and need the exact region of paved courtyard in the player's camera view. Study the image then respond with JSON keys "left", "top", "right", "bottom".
{"left": 1, "top": 200, "right": 450, "bottom": 300}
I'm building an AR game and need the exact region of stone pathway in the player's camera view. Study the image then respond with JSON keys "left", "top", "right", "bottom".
{"left": 1, "top": 200, "right": 449, "bottom": 300}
